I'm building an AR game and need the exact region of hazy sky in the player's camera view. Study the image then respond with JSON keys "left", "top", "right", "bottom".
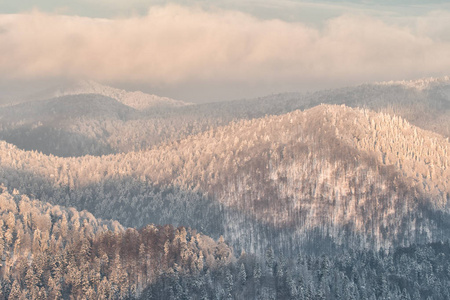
{"left": 1, "top": 1, "right": 450, "bottom": 102}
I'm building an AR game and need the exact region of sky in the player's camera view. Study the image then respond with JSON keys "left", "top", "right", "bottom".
{"left": 1, "top": 1, "right": 450, "bottom": 103}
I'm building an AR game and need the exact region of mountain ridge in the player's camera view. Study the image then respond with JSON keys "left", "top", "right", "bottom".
{"left": 1, "top": 76, "right": 449, "bottom": 157}
{"left": 49, "top": 80, "right": 189, "bottom": 110}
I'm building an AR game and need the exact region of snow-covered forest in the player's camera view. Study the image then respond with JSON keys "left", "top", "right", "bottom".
{"left": 2, "top": 187, "right": 450, "bottom": 299}
{"left": 0, "top": 78, "right": 449, "bottom": 299}
{"left": 0, "top": 187, "right": 233, "bottom": 298}
{"left": 0, "top": 101, "right": 448, "bottom": 254}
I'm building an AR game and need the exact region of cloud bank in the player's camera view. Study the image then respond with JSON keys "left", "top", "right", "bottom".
{"left": 1, "top": 5, "right": 450, "bottom": 101}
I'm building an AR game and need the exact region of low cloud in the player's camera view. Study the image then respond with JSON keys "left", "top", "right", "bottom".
{"left": 1, "top": 5, "right": 450, "bottom": 100}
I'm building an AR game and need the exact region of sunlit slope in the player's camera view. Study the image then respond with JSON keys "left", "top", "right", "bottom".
{"left": 0, "top": 104, "right": 449, "bottom": 250}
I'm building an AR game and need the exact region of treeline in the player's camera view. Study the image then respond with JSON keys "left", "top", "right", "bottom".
{"left": 0, "top": 187, "right": 233, "bottom": 299}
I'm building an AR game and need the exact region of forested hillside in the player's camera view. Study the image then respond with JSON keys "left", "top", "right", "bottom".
{"left": 141, "top": 241, "right": 450, "bottom": 300}
{"left": 0, "top": 187, "right": 233, "bottom": 299}
{"left": 0, "top": 104, "right": 448, "bottom": 255}
{"left": 3, "top": 187, "right": 450, "bottom": 299}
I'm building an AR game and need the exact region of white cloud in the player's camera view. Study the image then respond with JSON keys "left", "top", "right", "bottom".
{"left": 0, "top": 5, "right": 450, "bottom": 100}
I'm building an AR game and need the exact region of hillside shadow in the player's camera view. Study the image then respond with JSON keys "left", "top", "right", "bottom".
{"left": 0, "top": 126, "right": 115, "bottom": 157}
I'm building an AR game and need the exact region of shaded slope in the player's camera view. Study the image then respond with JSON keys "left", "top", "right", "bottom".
{"left": 0, "top": 94, "right": 135, "bottom": 156}
{"left": 0, "top": 93, "right": 134, "bottom": 122}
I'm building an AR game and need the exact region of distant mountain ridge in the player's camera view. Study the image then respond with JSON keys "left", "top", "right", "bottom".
{"left": 31, "top": 80, "right": 189, "bottom": 110}
{"left": 1, "top": 76, "right": 449, "bottom": 157}
{"left": 0, "top": 94, "right": 135, "bottom": 156}
{"left": 0, "top": 94, "right": 134, "bottom": 121}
